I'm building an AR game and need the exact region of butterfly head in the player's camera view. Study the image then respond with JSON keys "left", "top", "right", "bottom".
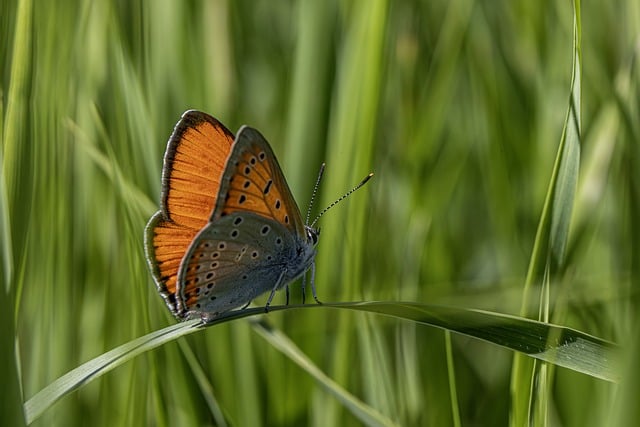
{"left": 305, "top": 225, "right": 320, "bottom": 246}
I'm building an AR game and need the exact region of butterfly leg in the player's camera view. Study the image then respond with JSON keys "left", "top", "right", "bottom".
{"left": 285, "top": 284, "right": 290, "bottom": 306}
{"left": 265, "top": 270, "right": 287, "bottom": 312}
{"left": 241, "top": 300, "right": 252, "bottom": 310}
{"left": 310, "top": 262, "right": 322, "bottom": 304}
{"left": 301, "top": 271, "right": 307, "bottom": 305}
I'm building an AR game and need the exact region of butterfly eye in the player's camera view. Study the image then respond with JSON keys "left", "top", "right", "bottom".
{"left": 306, "top": 227, "right": 319, "bottom": 245}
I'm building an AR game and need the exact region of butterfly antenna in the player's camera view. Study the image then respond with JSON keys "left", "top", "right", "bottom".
{"left": 310, "top": 171, "right": 373, "bottom": 228}
{"left": 305, "top": 163, "right": 326, "bottom": 225}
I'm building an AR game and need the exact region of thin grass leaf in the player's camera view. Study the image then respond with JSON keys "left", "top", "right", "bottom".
{"left": 25, "top": 299, "right": 617, "bottom": 424}
{"left": 251, "top": 318, "right": 399, "bottom": 427}
{"left": 315, "top": 1, "right": 387, "bottom": 424}
{"left": 520, "top": 3, "right": 582, "bottom": 307}
{"left": 2, "top": 0, "right": 33, "bottom": 425}
{"left": 66, "top": 114, "right": 157, "bottom": 216}
{"left": 0, "top": 172, "right": 23, "bottom": 427}
{"left": 2, "top": 0, "right": 32, "bottom": 207}
{"left": 24, "top": 305, "right": 389, "bottom": 426}
{"left": 444, "top": 331, "right": 462, "bottom": 427}
{"left": 319, "top": 302, "right": 617, "bottom": 382}
{"left": 175, "top": 339, "right": 228, "bottom": 427}
{"left": 511, "top": 1, "right": 582, "bottom": 425}
{"left": 0, "top": 156, "right": 24, "bottom": 425}
{"left": 24, "top": 319, "right": 200, "bottom": 424}
{"left": 283, "top": 1, "right": 334, "bottom": 194}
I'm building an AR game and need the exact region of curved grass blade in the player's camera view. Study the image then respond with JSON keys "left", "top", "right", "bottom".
{"left": 520, "top": 2, "right": 582, "bottom": 311}
{"left": 251, "top": 318, "right": 399, "bottom": 427}
{"left": 313, "top": 301, "right": 618, "bottom": 382}
{"left": 25, "top": 299, "right": 616, "bottom": 424}
{"left": 24, "top": 318, "right": 199, "bottom": 424}
{"left": 511, "top": 1, "right": 582, "bottom": 425}
{"left": 23, "top": 304, "right": 389, "bottom": 425}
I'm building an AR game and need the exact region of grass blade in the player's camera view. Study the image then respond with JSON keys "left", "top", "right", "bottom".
{"left": 252, "top": 319, "right": 399, "bottom": 427}
{"left": 24, "top": 299, "right": 617, "bottom": 423}
{"left": 511, "top": 1, "right": 582, "bottom": 425}
{"left": 24, "top": 319, "right": 200, "bottom": 424}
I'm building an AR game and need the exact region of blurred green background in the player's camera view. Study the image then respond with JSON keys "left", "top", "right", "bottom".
{"left": 2, "top": 0, "right": 639, "bottom": 426}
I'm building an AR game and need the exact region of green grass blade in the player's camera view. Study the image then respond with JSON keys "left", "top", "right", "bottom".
{"left": 444, "top": 331, "right": 462, "bottom": 427}
{"left": 2, "top": 0, "right": 33, "bottom": 425}
{"left": 520, "top": 3, "right": 582, "bottom": 303}
{"left": 324, "top": 302, "right": 617, "bottom": 382}
{"left": 283, "top": 1, "right": 335, "bottom": 196}
{"left": 511, "top": 1, "right": 582, "bottom": 425}
{"left": 24, "top": 305, "right": 391, "bottom": 426}
{"left": 252, "top": 318, "right": 399, "bottom": 427}
{"left": 175, "top": 339, "right": 228, "bottom": 427}
{"left": 2, "top": 0, "right": 32, "bottom": 208}
{"left": 25, "top": 299, "right": 617, "bottom": 424}
{"left": 315, "top": 1, "right": 387, "bottom": 424}
{"left": 23, "top": 319, "right": 200, "bottom": 424}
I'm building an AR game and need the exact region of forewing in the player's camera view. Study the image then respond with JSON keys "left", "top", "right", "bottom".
{"left": 145, "top": 110, "right": 234, "bottom": 315}
{"left": 211, "top": 126, "right": 306, "bottom": 238}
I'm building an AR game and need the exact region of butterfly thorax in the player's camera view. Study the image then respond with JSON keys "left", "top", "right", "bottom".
{"left": 281, "top": 225, "right": 318, "bottom": 285}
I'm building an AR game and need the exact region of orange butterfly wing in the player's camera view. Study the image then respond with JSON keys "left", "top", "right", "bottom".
{"left": 212, "top": 125, "right": 305, "bottom": 235}
{"left": 145, "top": 110, "right": 235, "bottom": 315}
{"left": 177, "top": 126, "right": 308, "bottom": 314}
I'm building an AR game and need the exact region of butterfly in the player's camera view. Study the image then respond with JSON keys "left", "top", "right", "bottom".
{"left": 145, "top": 110, "right": 371, "bottom": 321}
